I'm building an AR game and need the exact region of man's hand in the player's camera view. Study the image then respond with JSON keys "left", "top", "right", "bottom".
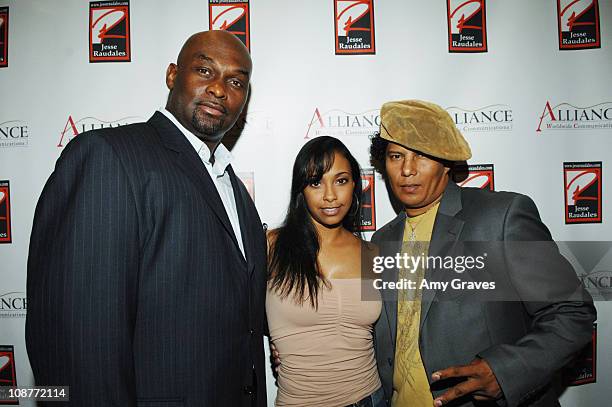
{"left": 431, "top": 358, "right": 502, "bottom": 406}
{"left": 269, "top": 341, "right": 281, "bottom": 374}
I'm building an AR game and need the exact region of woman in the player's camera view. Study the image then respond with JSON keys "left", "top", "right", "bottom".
{"left": 266, "top": 136, "right": 384, "bottom": 407}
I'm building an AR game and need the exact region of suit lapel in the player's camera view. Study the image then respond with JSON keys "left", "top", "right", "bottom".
{"left": 227, "top": 165, "right": 254, "bottom": 273}
{"left": 148, "top": 112, "right": 243, "bottom": 256}
{"left": 381, "top": 212, "right": 406, "bottom": 350}
{"left": 420, "top": 182, "right": 465, "bottom": 331}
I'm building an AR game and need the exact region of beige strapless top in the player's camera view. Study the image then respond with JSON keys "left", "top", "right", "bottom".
{"left": 266, "top": 278, "right": 382, "bottom": 407}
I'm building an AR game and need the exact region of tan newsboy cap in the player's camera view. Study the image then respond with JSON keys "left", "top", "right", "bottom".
{"left": 380, "top": 100, "right": 472, "bottom": 161}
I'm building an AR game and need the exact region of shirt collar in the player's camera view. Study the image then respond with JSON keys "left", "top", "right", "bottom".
{"left": 159, "top": 108, "right": 233, "bottom": 177}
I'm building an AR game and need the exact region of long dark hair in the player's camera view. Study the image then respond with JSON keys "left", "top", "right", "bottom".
{"left": 269, "top": 136, "right": 362, "bottom": 308}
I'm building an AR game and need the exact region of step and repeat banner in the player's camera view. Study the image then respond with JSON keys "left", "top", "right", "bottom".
{"left": 1, "top": 0, "right": 611, "bottom": 405}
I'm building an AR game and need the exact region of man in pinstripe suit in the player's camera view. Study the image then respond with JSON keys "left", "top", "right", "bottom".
{"left": 26, "top": 30, "right": 267, "bottom": 407}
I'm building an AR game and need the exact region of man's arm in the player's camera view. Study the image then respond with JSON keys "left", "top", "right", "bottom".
{"left": 432, "top": 194, "right": 596, "bottom": 407}
{"left": 26, "top": 132, "right": 139, "bottom": 406}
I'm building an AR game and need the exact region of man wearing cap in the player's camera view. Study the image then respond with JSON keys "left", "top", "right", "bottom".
{"left": 369, "top": 100, "right": 596, "bottom": 407}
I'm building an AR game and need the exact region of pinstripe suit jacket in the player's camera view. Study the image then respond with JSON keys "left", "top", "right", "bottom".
{"left": 26, "top": 112, "right": 268, "bottom": 407}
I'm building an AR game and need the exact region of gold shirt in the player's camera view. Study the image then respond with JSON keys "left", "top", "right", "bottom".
{"left": 392, "top": 202, "right": 439, "bottom": 406}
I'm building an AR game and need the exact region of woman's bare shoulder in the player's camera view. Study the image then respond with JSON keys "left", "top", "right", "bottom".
{"left": 360, "top": 239, "right": 381, "bottom": 280}
{"left": 360, "top": 239, "right": 380, "bottom": 257}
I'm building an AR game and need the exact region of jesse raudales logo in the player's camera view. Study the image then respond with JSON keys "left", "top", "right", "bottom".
{"left": 209, "top": 0, "right": 250, "bottom": 50}
{"left": 458, "top": 164, "right": 494, "bottom": 190}
{"left": 89, "top": 1, "right": 131, "bottom": 62}
{"left": 557, "top": 0, "right": 600, "bottom": 50}
{"left": 564, "top": 161, "right": 602, "bottom": 224}
{"left": 0, "top": 120, "right": 28, "bottom": 148}
{"left": 305, "top": 107, "right": 380, "bottom": 139}
{"left": 0, "top": 345, "right": 18, "bottom": 405}
{"left": 0, "top": 181, "right": 11, "bottom": 244}
{"left": 0, "top": 291, "right": 26, "bottom": 318}
{"left": 334, "top": 0, "right": 375, "bottom": 55}
{"left": 57, "top": 115, "right": 142, "bottom": 147}
{"left": 563, "top": 323, "right": 597, "bottom": 385}
{"left": 360, "top": 168, "right": 376, "bottom": 231}
{"left": 447, "top": 0, "right": 487, "bottom": 52}
{"left": 559, "top": 245, "right": 606, "bottom": 383}
{"left": 537, "top": 101, "right": 612, "bottom": 132}
{"left": 447, "top": 104, "right": 513, "bottom": 132}
{"left": 0, "top": 7, "right": 8, "bottom": 68}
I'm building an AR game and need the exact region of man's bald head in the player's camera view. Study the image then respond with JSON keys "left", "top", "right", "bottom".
{"left": 176, "top": 30, "right": 251, "bottom": 69}
{"left": 165, "top": 30, "right": 252, "bottom": 152}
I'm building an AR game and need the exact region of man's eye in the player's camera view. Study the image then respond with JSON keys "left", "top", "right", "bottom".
{"left": 388, "top": 154, "right": 401, "bottom": 160}
{"left": 229, "top": 79, "right": 244, "bottom": 88}
{"left": 197, "top": 68, "right": 211, "bottom": 76}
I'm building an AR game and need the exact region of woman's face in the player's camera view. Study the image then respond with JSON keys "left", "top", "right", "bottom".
{"left": 303, "top": 151, "right": 356, "bottom": 229}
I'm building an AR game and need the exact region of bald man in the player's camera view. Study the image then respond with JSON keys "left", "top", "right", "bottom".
{"left": 27, "top": 31, "right": 268, "bottom": 406}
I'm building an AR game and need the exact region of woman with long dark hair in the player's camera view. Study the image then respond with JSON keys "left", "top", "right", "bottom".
{"left": 266, "top": 136, "right": 384, "bottom": 406}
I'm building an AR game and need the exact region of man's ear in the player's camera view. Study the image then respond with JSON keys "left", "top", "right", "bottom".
{"left": 166, "top": 63, "right": 178, "bottom": 91}
{"left": 442, "top": 159, "right": 455, "bottom": 176}
{"left": 443, "top": 166, "right": 453, "bottom": 181}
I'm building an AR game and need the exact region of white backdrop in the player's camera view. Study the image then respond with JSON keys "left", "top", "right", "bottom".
{"left": 0, "top": 0, "right": 610, "bottom": 405}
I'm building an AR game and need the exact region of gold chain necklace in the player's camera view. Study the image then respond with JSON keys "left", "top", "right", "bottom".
{"left": 406, "top": 199, "right": 442, "bottom": 242}
{"left": 407, "top": 217, "right": 424, "bottom": 242}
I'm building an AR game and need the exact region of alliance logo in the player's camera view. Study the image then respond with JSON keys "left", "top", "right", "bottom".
{"left": 0, "top": 120, "right": 28, "bottom": 148}
{"left": 0, "top": 181, "right": 11, "bottom": 244}
{"left": 360, "top": 168, "right": 376, "bottom": 231}
{"left": 447, "top": 0, "right": 487, "bottom": 52}
{"left": 236, "top": 171, "right": 255, "bottom": 201}
{"left": 89, "top": 1, "right": 131, "bottom": 62}
{"left": 563, "top": 161, "right": 602, "bottom": 224}
{"left": 447, "top": 105, "right": 513, "bottom": 132}
{"left": 536, "top": 101, "right": 612, "bottom": 132}
{"left": 557, "top": 0, "right": 600, "bottom": 50}
{"left": 0, "top": 345, "right": 18, "bottom": 405}
{"left": 563, "top": 323, "right": 597, "bottom": 385}
{"left": 209, "top": 0, "right": 250, "bottom": 50}
{"left": 560, "top": 241, "right": 612, "bottom": 301}
{"left": 0, "top": 291, "right": 27, "bottom": 318}
{"left": 57, "top": 115, "right": 142, "bottom": 148}
{"left": 457, "top": 164, "right": 494, "bottom": 190}
{"left": 224, "top": 110, "right": 274, "bottom": 148}
{"left": 305, "top": 107, "right": 380, "bottom": 139}
{"left": 334, "top": 0, "right": 375, "bottom": 55}
{"left": 0, "top": 7, "right": 8, "bottom": 68}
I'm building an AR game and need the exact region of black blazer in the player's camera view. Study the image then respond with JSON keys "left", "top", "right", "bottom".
{"left": 372, "top": 182, "right": 596, "bottom": 407}
{"left": 26, "top": 112, "right": 268, "bottom": 407}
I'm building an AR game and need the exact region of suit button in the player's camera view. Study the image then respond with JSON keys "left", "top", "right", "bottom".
{"left": 249, "top": 328, "right": 254, "bottom": 335}
{"left": 243, "top": 385, "right": 254, "bottom": 395}
{"left": 388, "top": 357, "right": 393, "bottom": 366}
